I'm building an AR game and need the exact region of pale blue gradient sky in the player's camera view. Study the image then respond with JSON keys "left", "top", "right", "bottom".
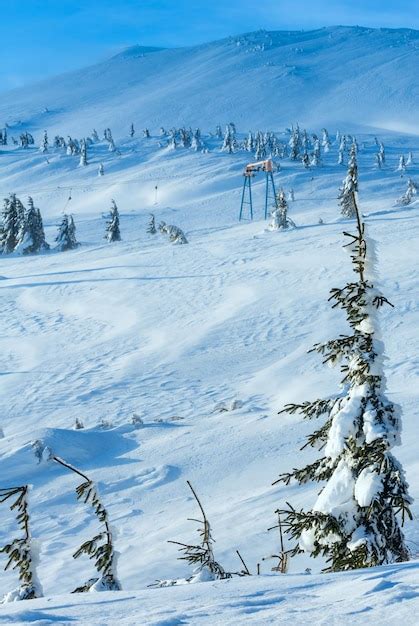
{"left": 1, "top": 0, "right": 417, "bottom": 91}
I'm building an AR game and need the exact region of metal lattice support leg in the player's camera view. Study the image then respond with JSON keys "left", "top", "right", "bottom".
{"left": 239, "top": 175, "right": 253, "bottom": 221}
{"left": 265, "top": 172, "right": 278, "bottom": 219}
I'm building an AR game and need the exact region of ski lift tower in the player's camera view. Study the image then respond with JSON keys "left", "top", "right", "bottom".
{"left": 239, "top": 159, "right": 278, "bottom": 221}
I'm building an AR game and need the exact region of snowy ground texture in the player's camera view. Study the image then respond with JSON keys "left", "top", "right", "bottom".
{"left": 0, "top": 26, "right": 419, "bottom": 625}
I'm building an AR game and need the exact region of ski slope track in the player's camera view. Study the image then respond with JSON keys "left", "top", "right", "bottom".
{"left": 0, "top": 26, "right": 418, "bottom": 625}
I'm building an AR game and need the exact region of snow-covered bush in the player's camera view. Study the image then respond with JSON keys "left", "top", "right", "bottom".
{"left": 158, "top": 221, "right": 188, "bottom": 244}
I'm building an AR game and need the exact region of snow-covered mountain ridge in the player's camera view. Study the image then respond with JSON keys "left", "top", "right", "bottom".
{"left": 1, "top": 26, "right": 419, "bottom": 135}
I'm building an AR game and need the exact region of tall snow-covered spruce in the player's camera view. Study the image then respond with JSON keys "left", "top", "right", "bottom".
{"left": 276, "top": 196, "right": 412, "bottom": 572}
{"left": 55, "top": 214, "right": 79, "bottom": 251}
{"left": 105, "top": 200, "right": 121, "bottom": 242}
{"left": 338, "top": 144, "right": 358, "bottom": 219}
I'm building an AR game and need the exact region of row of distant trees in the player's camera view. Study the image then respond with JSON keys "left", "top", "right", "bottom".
{"left": 0, "top": 197, "right": 191, "bottom": 256}
{"left": 2, "top": 121, "right": 415, "bottom": 173}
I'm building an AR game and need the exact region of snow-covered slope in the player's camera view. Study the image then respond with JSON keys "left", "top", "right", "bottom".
{"left": 0, "top": 25, "right": 418, "bottom": 624}
{"left": 1, "top": 26, "right": 419, "bottom": 135}
{"left": 2, "top": 561, "right": 419, "bottom": 625}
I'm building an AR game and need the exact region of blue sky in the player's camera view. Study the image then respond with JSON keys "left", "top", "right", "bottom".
{"left": 1, "top": 0, "right": 417, "bottom": 91}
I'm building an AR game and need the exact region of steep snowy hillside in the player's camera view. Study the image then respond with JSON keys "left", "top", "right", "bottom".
{"left": 1, "top": 26, "right": 418, "bottom": 135}
{"left": 0, "top": 26, "right": 418, "bottom": 625}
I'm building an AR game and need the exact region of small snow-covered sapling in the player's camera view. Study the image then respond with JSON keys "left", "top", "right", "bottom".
{"left": 52, "top": 455, "right": 121, "bottom": 592}
{"left": 0, "top": 486, "right": 43, "bottom": 602}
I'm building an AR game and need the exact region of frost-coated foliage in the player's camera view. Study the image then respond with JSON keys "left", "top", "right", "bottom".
{"left": 276, "top": 201, "right": 412, "bottom": 572}
{"left": 0, "top": 486, "right": 43, "bottom": 602}
{"left": 55, "top": 214, "right": 79, "bottom": 251}
{"left": 105, "top": 200, "right": 121, "bottom": 242}
{"left": 338, "top": 144, "right": 358, "bottom": 218}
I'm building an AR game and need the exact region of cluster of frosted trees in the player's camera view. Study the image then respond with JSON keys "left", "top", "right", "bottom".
{"left": 0, "top": 194, "right": 79, "bottom": 255}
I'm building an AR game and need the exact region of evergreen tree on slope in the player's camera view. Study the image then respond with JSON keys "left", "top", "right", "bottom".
{"left": 105, "top": 200, "right": 121, "bottom": 242}
{"left": 15, "top": 197, "right": 49, "bottom": 254}
{"left": 0, "top": 195, "right": 19, "bottom": 253}
{"left": 268, "top": 190, "right": 296, "bottom": 231}
{"left": 276, "top": 197, "right": 412, "bottom": 572}
{"left": 339, "top": 145, "right": 358, "bottom": 218}
{"left": 55, "top": 214, "right": 79, "bottom": 251}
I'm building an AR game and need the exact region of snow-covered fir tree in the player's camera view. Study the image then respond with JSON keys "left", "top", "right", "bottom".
{"left": 276, "top": 201, "right": 412, "bottom": 572}
{"left": 302, "top": 151, "right": 310, "bottom": 168}
{"left": 91, "top": 129, "right": 99, "bottom": 142}
{"left": 338, "top": 145, "right": 358, "bottom": 218}
{"left": 55, "top": 214, "right": 79, "bottom": 251}
{"left": 15, "top": 197, "right": 49, "bottom": 255}
{"left": 268, "top": 190, "right": 296, "bottom": 231}
{"left": 130, "top": 123, "right": 135, "bottom": 138}
{"left": 40, "top": 130, "right": 48, "bottom": 153}
{"left": 322, "top": 128, "right": 331, "bottom": 152}
{"left": 191, "top": 129, "right": 202, "bottom": 151}
{"left": 105, "top": 200, "right": 121, "bottom": 242}
{"left": 98, "top": 163, "right": 104, "bottom": 176}
{"left": 397, "top": 155, "right": 406, "bottom": 172}
{"left": 406, "top": 151, "right": 413, "bottom": 166}
{"left": 147, "top": 213, "right": 157, "bottom": 235}
{"left": 397, "top": 178, "right": 417, "bottom": 206}
{"left": 311, "top": 139, "right": 321, "bottom": 167}
{"left": 0, "top": 194, "right": 19, "bottom": 254}
{"left": 221, "top": 125, "right": 234, "bottom": 153}
{"left": 289, "top": 130, "right": 300, "bottom": 160}
{"left": 379, "top": 143, "right": 385, "bottom": 164}
{"left": 143, "top": 128, "right": 150, "bottom": 138}
{"left": 79, "top": 139, "right": 88, "bottom": 166}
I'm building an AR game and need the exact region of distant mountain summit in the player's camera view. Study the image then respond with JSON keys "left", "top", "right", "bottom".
{"left": 111, "top": 45, "right": 166, "bottom": 60}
